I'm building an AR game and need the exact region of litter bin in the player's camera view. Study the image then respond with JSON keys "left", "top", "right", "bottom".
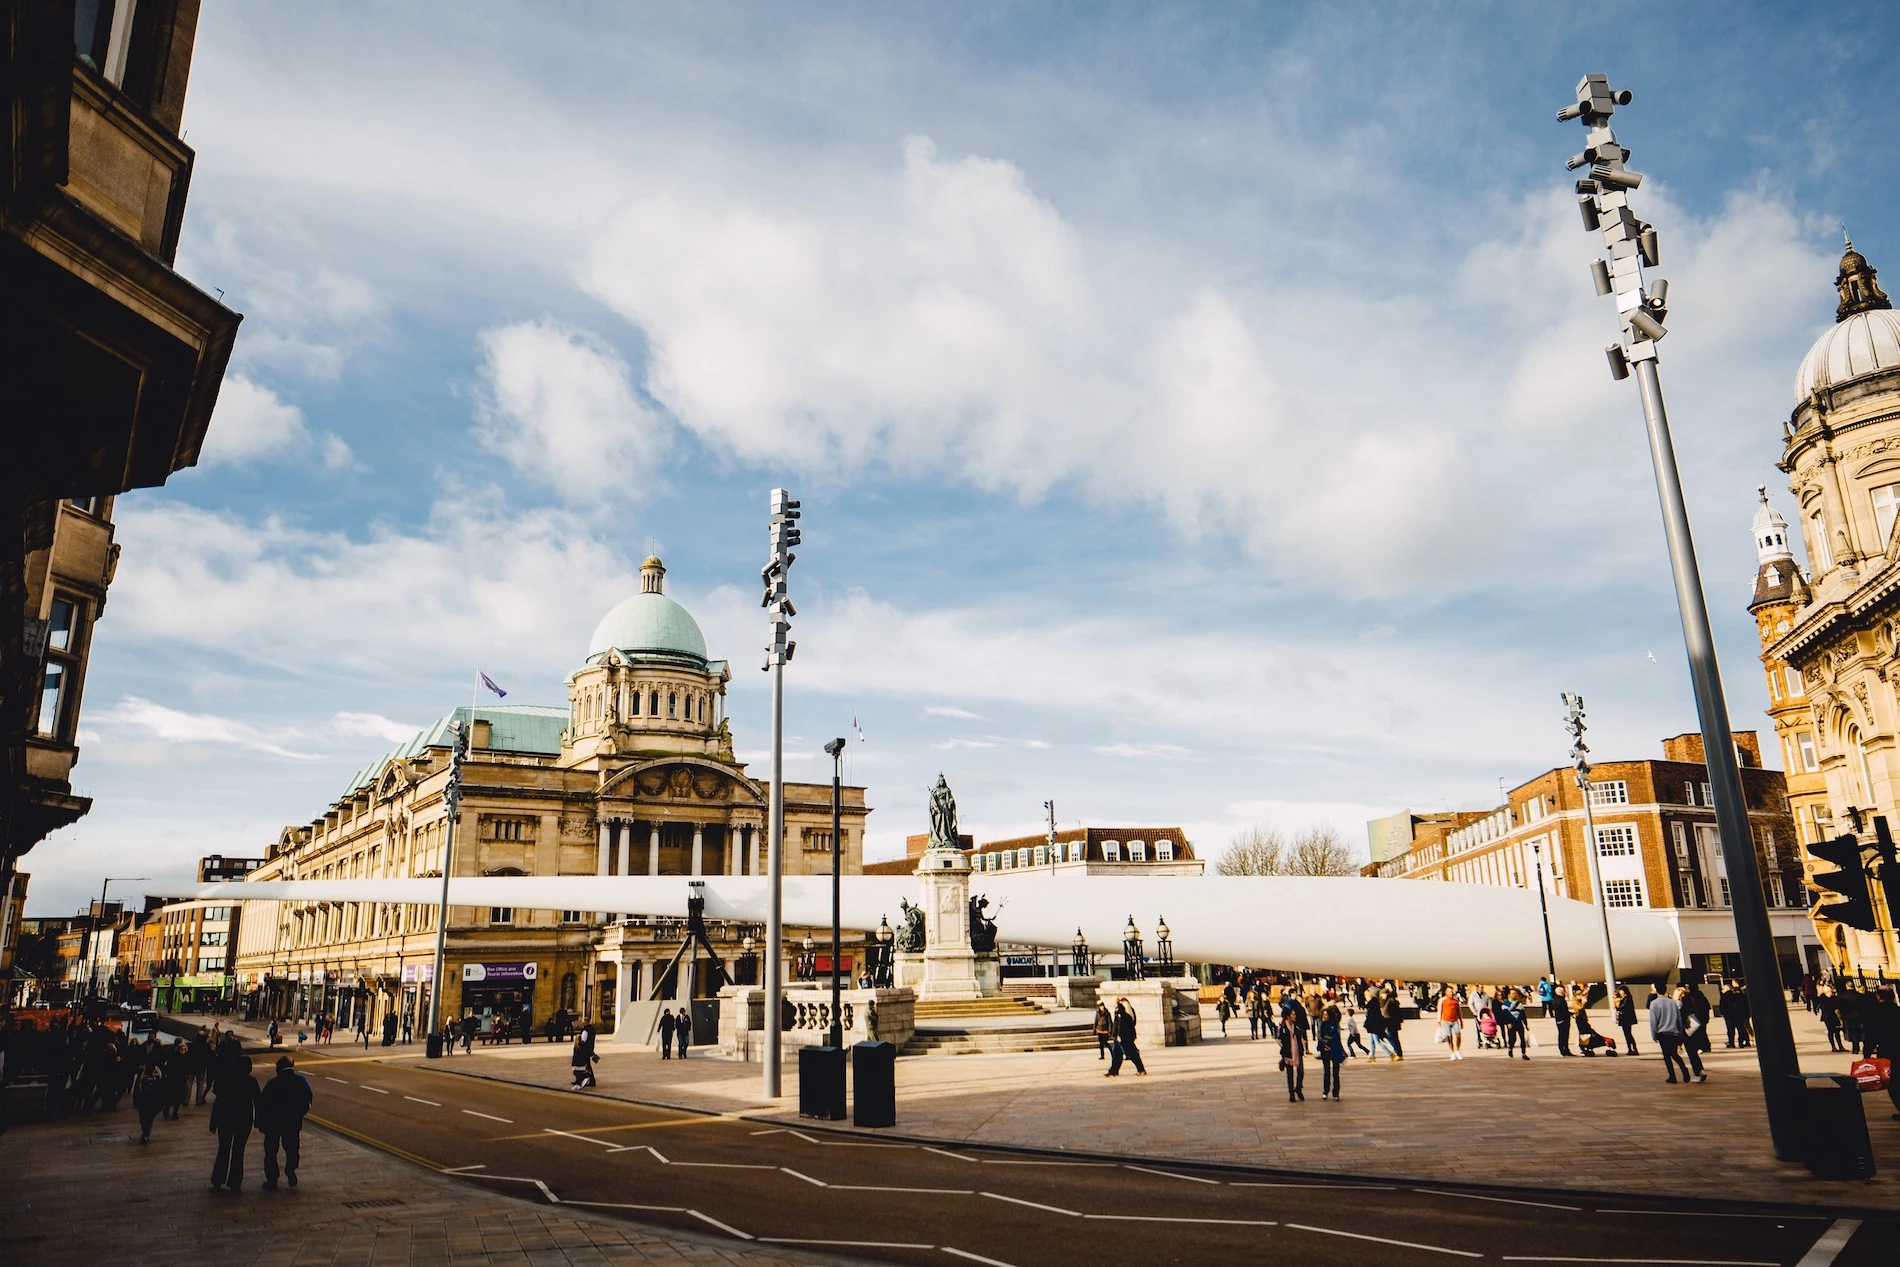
{"left": 799, "top": 1045, "right": 847, "bottom": 1121}
{"left": 1790, "top": 1073, "right": 1876, "bottom": 1180}
{"left": 853, "top": 1040, "right": 896, "bottom": 1128}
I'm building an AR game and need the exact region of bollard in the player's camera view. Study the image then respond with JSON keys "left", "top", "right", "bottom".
{"left": 852, "top": 1041, "right": 896, "bottom": 1128}
{"left": 799, "top": 1045, "right": 846, "bottom": 1121}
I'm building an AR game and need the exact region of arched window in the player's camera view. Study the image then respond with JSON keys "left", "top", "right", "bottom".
{"left": 630, "top": 688, "right": 640, "bottom": 716}
{"left": 650, "top": 690, "right": 660, "bottom": 716}
{"left": 668, "top": 692, "right": 677, "bottom": 718}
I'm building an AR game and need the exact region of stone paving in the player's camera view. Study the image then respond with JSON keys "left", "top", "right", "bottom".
{"left": 0, "top": 1092, "right": 859, "bottom": 1266}
{"left": 239, "top": 1003, "right": 1900, "bottom": 1212}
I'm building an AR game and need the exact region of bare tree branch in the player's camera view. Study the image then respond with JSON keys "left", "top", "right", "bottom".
{"left": 1284, "top": 823, "right": 1360, "bottom": 876}
{"left": 1217, "top": 824, "right": 1287, "bottom": 876}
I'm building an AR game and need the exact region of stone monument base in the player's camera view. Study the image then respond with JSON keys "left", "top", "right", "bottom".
{"left": 919, "top": 948, "right": 985, "bottom": 1001}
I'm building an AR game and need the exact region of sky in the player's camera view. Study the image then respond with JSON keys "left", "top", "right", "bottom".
{"left": 27, "top": 1, "right": 1900, "bottom": 914}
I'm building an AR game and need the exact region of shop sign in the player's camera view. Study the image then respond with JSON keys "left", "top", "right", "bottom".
{"left": 464, "top": 961, "right": 536, "bottom": 984}
{"left": 401, "top": 963, "right": 435, "bottom": 983}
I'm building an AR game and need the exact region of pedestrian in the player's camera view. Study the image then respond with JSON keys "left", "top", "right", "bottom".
{"left": 1672, "top": 985, "right": 1709, "bottom": 1082}
{"left": 1381, "top": 990, "right": 1405, "bottom": 1060}
{"left": 1279, "top": 999, "right": 1307, "bottom": 1102}
{"left": 1344, "top": 1005, "right": 1370, "bottom": 1058}
{"left": 1363, "top": 991, "right": 1390, "bottom": 1060}
{"left": 1216, "top": 993, "right": 1233, "bottom": 1037}
{"left": 208, "top": 1053, "right": 259, "bottom": 1192}
{"left": 1500, "top": 987, "right": 1530, "bottom": 1060}
{"left": 1818, "top": 986, "right": 1844, "bottom": 1052}
{"left": 1648, "top": 984, "right": 1693, "bottom": 1084}
{"left": 1248, "top": 985, "right": 1269, "bottom": 1041}
{"left": 674, "top": 1007, "right": 691, "bottom": 1059}
{"left": 1106, "top": 998, "right": 1145, "bottom": 1076}
{"left": 266, "top": 1018, "right": 280, "bottom": 1050}
{"left": 133, "top": 1062, "right": 166, "bottom": 1144}
{"left": 382, "top": 1012, "right": 397, "bottom": 1047}
{"left": 459, "top": 1014, "right": 476, "bottom": 1054}
{"left": 257, "top": 1055, "right": 313, "bottom": 1190}
{"left": 657, "top": 1008, "right": 677, "bottom": 1059}
{"left": 1719, "top": 980, "right": 1748, "bottom": 1048}
{"left": 570, "top": 1021, "right": 598, "bottom": 1090}
{"left": 1549, "top": 984, "right": 1573, "bottom": 1057}
{"left": 401, "top": 1012, "right": 414, "bottom": 1044}
{"left": 1093, "top": 1002, "right": 1114, "bottom": 1060}
{"left": 1613, "top": 985, "right": 1642, "bottom": 1056}
{"left": 1318, "top": 1004, "right": 1346, "bottom": 1100}
{"left": 1438, "top": 987, "right": 1465, "bottom": 1061}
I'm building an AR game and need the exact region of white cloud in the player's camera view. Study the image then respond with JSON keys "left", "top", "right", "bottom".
{"left": 924, "top": 705, "right": 982, "bottom": 720}
{"left": 95, "top": 696, "right": 318, "bottom": 760}
{"left": 474, "top": 319, "right": 669, "bottom": 500}
{"left": 330, "top": 711, "right": 422, "bottom": 744}
{"left": 1093, "top": 742, "right": 1193, "bottom": 760}
{"left": 197, "top": 374, "right": 357, "bottom": 472}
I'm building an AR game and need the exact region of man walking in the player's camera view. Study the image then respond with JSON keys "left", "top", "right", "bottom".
{"left": 1093, "top": 1002, "right": 1114, "bottom": 1060}
{"left": 1549, "top": 984, "right": 1573, "bottom": 1056}
{"left": 208, "top": 1052, "right": 258, "bottom": 1193}
{"left": 1648, "top": 984, "right": 1692, "bottom": 1084}
{"left": 1673, "top": 985, "right": 1708, "bottom": 1082}
{"left": 1500, "top": 987, "right": 1530, "bottom": 1060}
{"left": 1106, "top": 999, "right": 1145, "bottom": 1076}
{"left": 674, "top": 1006, "right": 691, "bottom": 1060}
{"left": 257, "top": 1055, "right": 313, "bottom": 1190}
{"left": 657, "top": 1008, "right": 676, "bottom": 1059}
{"left": 570, "top": 1020, "right": 598, "bottom": 1090}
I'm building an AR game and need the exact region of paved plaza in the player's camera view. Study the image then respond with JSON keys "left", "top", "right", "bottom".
{"left": 197, "top": 1002, "right": 1900, "bottom": 1213}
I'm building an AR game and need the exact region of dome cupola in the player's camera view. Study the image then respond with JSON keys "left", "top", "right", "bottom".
{"left": 1752, "top": 485, "right": 1792, "bottom": 565}
{"left": 584, "top": 556, "right": 709, "bottom": 666}
{"left": 1794, "top": 237, "right": 1900, "bottom": 404}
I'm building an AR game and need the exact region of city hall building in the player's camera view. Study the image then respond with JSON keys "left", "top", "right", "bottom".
{"left": 230, "top": 558, "right": 870, "bottom": 1034}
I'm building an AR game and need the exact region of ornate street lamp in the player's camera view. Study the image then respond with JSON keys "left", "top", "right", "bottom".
{"left": 740, "top": 933, "right": 758, "bottom": 986}
{"left": 1122, "top": 915, "right": 1144, "bottom": 982}
{"left": 873, "top": 915, "right": 894, "bottom": 988}
{"left": 1155, "top": 916, "right": 1174, "bottom": 973}
{"left": 797, "top": 933, "right": 816, "bottom": 982}
{"left": 1071, "top": 927, "right": 1090, "bottom": 977}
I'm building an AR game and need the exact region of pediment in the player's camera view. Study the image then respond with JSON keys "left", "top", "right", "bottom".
{"left": 599, "top": 755, "right": 764, "bottom": 806}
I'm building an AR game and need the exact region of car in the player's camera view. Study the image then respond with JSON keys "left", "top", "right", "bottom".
{"left": 125, "top": 1010, "right": 173, "bottom": 1045}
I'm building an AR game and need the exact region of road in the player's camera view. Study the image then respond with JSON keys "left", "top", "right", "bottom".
{"left": 268, "top": 1043, "right": 1887, "bottom": 1267}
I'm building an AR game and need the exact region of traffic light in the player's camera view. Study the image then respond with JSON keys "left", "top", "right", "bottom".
{"left": 1808, "top": 834, "right": 1878, "bottom": 932}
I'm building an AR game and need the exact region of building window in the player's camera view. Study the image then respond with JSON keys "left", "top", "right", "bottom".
{"left": 490, "top": 907, "right": 513, "bottom": 925}
{"left": 1810, "top": 512, "right": 1832, "bottom": 570}
{"left": 1787, "top": 666, "right": 1804, "bottom": 698}
{"left": 1033, "top": 846, "right": 1047, "bottom": 866}
{"left": 67, "top": 496, "right": 103, "bottom": 516}
{"left": 1768, "top": 670, "right": 1782, "bottom": 701}
{"left": 1874, "top": 484, "right": 1900, "bottom": 548}
{"left": 1603, "top": 879, "right": 1646, "bottom": 909}
{"left": 1676, "top": 868, "right": 1698, "bottom": 907}
{"left": 1586, "top": 781, "right": 1628, "bottom": 806}
{"left": 1797, "top": 732, "right": 1818, "bottom": 771}
{"left": 35, "top": 662, "right": 67, "bottom": 738}
{"left": 1595, "top": 825, "right": 1637, "bottom": 857}
{"left": 630, "top": 689, "right": 641, "bottom": 716}
{"left": 1718, "top": 877, "right": 1732, "bottom": 907}
{"left": 1157, "top": 840, "right": 1175, "bottom": 862}
{"left": 1101, "top": 840, "right": 1121, "bottom": 862}
{"left": 1127, "top": 840, "right": 1147, "bottom": 862}
{"left": 561, "top": 910, "right": 584, "bottom": 924}
{"left": 649, "top": 690, "right": 659, "bottom": 715}
{"left": 1765, "top": 873, "right": 1785, "bottom": 908}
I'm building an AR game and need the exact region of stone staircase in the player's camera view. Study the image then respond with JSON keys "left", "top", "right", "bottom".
{"left": 912, "top": 996, "right": 1047, "bottom": 1021}
{"left": 899, "top": 1023, "right": 1098, "bottom": 1056}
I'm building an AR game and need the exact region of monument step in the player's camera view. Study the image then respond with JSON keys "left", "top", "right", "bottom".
{"left": 912, "top": 997, "right": 1046, "bottom": 1020}
{"left": 900, "top": 1027, "right": 1099, "bottom": 1056}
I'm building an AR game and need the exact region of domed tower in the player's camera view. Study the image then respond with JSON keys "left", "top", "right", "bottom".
{"left": 564, "top": 556, "right": 733, "bottom": 766}
{"left": 1750, "top": 488, "right": 1824, "bottom": 860}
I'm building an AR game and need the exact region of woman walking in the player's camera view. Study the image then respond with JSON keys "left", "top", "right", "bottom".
{"left": 1093, "top": 1002, "right": 1114, "bottom": 1061}
{"left": 1382, "top": 990, "right": 1405, "bottom": 1060}
{"left": 1613, "top": 984, "right": 1642, "bottom": 1056}
{"left": 1318, "top": 1005, "right": 1346, "bottom": 1100}
{"left": 1279, "top": 999, "right": 1308, "bottom": 1102}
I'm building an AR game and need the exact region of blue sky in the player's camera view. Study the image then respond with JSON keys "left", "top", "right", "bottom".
{"left": 29, "top": 2, "right": 1900, "bottom": 913}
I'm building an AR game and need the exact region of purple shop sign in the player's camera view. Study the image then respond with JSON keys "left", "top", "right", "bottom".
{"left": 463, "top": 961, "right": 537, "bottom": 984}
{"left": 400, "top": 964, "right": 435, "bottom": 984}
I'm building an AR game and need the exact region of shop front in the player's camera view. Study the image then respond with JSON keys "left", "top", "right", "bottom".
{"left": 461, "top": 961, "right": 538, "bottom": 1035}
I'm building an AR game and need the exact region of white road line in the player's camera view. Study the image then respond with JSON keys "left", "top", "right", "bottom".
{"left": 462, "top": 1110, "right": 512, "bottom": 1123}
{"left": 608, "top": 1144, "right": 669, "bottom": 1162}
{"left": 542, "top": 1128, "right": 617, "bottom": 1149}
{"left": 459, "top": 1171, "right": 560, "bottom": 1205}
{"left": 780, "top": 1168, "right": 827, "bottom": 1186}
{"left": 978, "top": 1159, "right": 1114, "bottom": 1167}
{"left": 360, "top": 1085, "right": 389, "bottom": 1094}
{"left": 1796, "top": 1221, "right": 1863, "bottom": 1267}
{"left": 1595, "top": 1210, "right": 1826, "bottom": 1221}
{"left": 942, "top": 1249, "right": 1020, "bottom": 1267}
{"left": 1287, "top": 1223, "right": 1482, "bottom": 1259}
{"left": 760, "top": 1241, "right": 937, "bottom": 1249}
{"left": 403, "top": 1096, "right": 441, "bottom": 1106}
{"left": 923, "top": 1146, "right": 980, "bottom": 1163}
{"left": 672, "top": 1162, "right": 777, "bottom": 1169}
{"left": 979, "top": 1191, "right": 1082, "bottom": 1217}
{"left": 687, "top": 1209, "right": 753, "bottom": 1240}
{"left": 1084, "top": 1215, "right": 1278, "bottom": 1227}
{"left": 1500, "top": 1259, "right": 1782, "bottom": 1266}
{"left": 440, "top": 1164, "right": 486, "bottom": 1173}
{"left": 1123, "top": 1164, "right": 1220, "bottom": 1185}
{"left": 324, "top": 1076, "right": 349, "bottom": 1084}
{"left": 831, "top": 1186, "right": 974, "bottom": 1195}
{"left": 1231, "top": 1182, "right": 1398, "bottom": 1190}
{"left": 563, "top": 1199, "right": 688, "bottom": 1213}
{"left": 535, "top": 1180, "right": 559, "bottom": 1203}
{"left": 751, "top": 1129, "right": 787, "bottom": 1136}
{"left": 1416, "top": 1187, "right": 1581, "bottom": 1211}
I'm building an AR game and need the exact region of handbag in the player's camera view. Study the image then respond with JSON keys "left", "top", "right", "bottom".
{"left": 1684, "top": 1015, "right": 1701, "bottom": 1037}
{"left": 1434, "top": 1022, "right": 1449, "bottom": 1044}
{"left": 1850, "top": 1056, "right": 1891, "bottom": 1092}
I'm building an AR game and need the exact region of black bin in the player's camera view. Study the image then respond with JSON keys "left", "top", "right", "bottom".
{"left": 799, "top": 1045, "right": 847, "bottom": 1121}
{"left": 852, "top": 1040, "right": 896, "bottom": 1128}
{"left": 1790, "top": 1073, "right": 1876, "bottom": 1180}
{"left": 691, "top": 998, "right": 721, "bottom": 1046}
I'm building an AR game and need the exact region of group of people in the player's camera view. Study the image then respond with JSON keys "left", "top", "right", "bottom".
{"left": 203, "top": 1036, "right": 315, "bottom": 1192}
{"left": 1805, "top": 977, "right": 1889, "bottom": 1055}
{"left": 1091, "top": 998, "right": 1147, "bottom": 1076}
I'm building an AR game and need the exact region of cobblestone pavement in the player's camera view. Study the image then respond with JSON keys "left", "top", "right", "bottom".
{"left": 0, "top": 1094, "right": 860, "bottom": 1266}
{"left": 200, "top": 1002, "right": 1900, "bottom": 1212}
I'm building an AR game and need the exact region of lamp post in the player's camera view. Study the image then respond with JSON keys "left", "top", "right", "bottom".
{"left": 88, "top": 876, "right": 145, "bottom": 1002}
{"left": 741, "top": 933, "right": 757, "bottom": 986}
{"left": 424, "top": 719, "right": 467, "bottom": 1058}
{"left": 1122, "top": 916, "right": 1144, "bottom": 982}
{"left": 874, "top": 916, "right": 894, "bottom": 988}
{"left": 1559, "top": 75, "right": 1800, "bottom": 1158}
{"left": 798, "top": 934, "right": 816, "bottom": 982}
{"left": 823, "top": 737, "right": 846, "bottom": 1048}
{"left": 761, "top": 487, "right": 801, "bottom": 1098}
{"left": 1071, "top": 927, "right": 1090, "bottom": 978}
{"left": 1563, "top": 693, "right": 1619, "bottom": 1008}
{"left": 1530, "top": 839, "right": 1558, "bottom": 985}
{"left": 1155, "top": 916, "right": 1174, "bottom": 974}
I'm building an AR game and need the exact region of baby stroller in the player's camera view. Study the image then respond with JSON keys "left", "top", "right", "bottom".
{"left": 1477, "top": 1008, "right": 1500, "bottom": 1049}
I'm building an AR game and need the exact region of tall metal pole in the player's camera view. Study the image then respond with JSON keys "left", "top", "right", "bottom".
{"left": 762, "top": 488, "right": 801, "bottom": 1097}
{"left": 1531, "top": 841, "right": 1558, "bottom": 984}
{"left": 1559, "top": 75, "right": 1800, "bottom": 1158}
{"left": 425, "top": 720, "right": 467, "bottom": 1057}
{"left": 825, "top": 737, "right": 846, "bottom": 1047}
{"left": 1563, "top": 694, "right": 1619, "bottom": 1006}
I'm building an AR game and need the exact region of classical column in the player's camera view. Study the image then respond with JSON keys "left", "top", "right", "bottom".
{"left": 691, "top": 824, "right": 704, "bottom": 876}
{"left": 620, "top": 819, "right": 634, "bottom": 877}
{"left": 750, "top": 823, "right": 762, "bottom": 878}
{"left": 648, "top": 824, "right": 661, "bottom": 876}
{"left": 725, "top": 824, "right": 737, "bottom": 876}
{"left": 597, "top": 819, "right": 612, "bottom": 877}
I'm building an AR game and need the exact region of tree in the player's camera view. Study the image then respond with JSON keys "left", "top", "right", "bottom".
{"left": 1285, "top": 824, "right": 1360, "bottom": 877}
{"left": 1217, "top": 825, "right": 1287, "bottom": 876}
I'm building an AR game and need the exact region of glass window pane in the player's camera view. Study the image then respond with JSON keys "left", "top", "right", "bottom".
{"left": 48, "top": 598, "right": 76, "bottom": 652}
{"left": 36, "top": 662, "right": 65, "bottom": 737}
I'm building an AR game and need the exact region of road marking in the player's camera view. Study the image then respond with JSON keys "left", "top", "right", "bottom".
{"left": 1416, "top": 1187, "right": 1581, "bottom": 1211}
{"left": 1084, "top": 1215, "right": 1278, "bottom": 1226}
{"left": 751, "top": 1128, "right": 787, "bottom": 1136}
{"left": 780, "top": 1128, "right": 912, "bottom": 1148}
{"left": 403, "top": 1096, "right": 440, "bottom": 1106}
{"left": 781, "top": 1168, "right": 827, "bottom": 1186}
{"left": 1123, "top": 1164, "right": 1220, "bottom": 1185}
{"left": 1288, "top": 1223, "right": 1481, "bottom": 1258}
{"left": 497, "top": 1115, "right": 719, "bottom": 1140}
{"left": 325, "top": 1076, "right": 350, "bottom": 1084}
{"left": 761, "top": 1241, "right": 937, "bottom": 1249}
{"left": 610, "top": 1144, "right": 669, "bottom": 1162}
{"left": 359, "top": 1085, "right": 389, "bottom": 1094}
{"left": 831, "top": 1186, "right": 974, "bottom": 1195}
{"left": 441, "top": 1165, "right": 486, "bottom": 1173}
{"left": 543, "top": 1128, "right": 618, "bottom": 1149}
{"left": 460, "top": 1171, "right": 560, "bottom": 1204}
{"left": 687, "top": 1209, "right": 753, "bottom": 1240}
{"left": 1500, "top": 1259, "right": 1783, "bottom": 1266}
{"left": 307, "top": 1113, "right": 443, "bottom": 1171}
{"left": 1796, "top": 1221, "right": 1862, "bottom": 1267}
{"left": 923, "top": 1146, "right": 980, "bottom": 1162}
{"left": 1232, "top": 1181, "right": 1398, "bottom": 1190}
{"left": 1594, "top": 1210, "right": 1826, "bottom": 1220}
{"left": 672, "top": 1162, "right": 777, "bottom": 1169}
{"left": 563, "top": 1199, "right": 687, "bottom": 1213}
{"left": 980, "top": 1192, "right": 1081, "bottom": 1217}
{"left": 942, "top": 1249, "right": 1020, "bottom": 1267}
{"left": 977, "top": 1159, "right": 1114, "bottom": 1167}
{"left": 462, "top": 1110, "right": 512, "bottom": 1123}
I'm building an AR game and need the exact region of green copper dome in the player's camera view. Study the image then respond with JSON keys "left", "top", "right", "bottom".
{"left": 584, "top": 557, "right": 708, "bottom": 665}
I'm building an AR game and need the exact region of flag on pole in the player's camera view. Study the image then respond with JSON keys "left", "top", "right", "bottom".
{"left": 478, "top": 671, "right": 508, "bottom": 699}
{"left": 852, "top": 710, "right": 865, "bottom": 743}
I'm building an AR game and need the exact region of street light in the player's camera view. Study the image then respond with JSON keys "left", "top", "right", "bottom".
{"left": 823, "top": 736, "right": 846, "bottom": 1047}
{"left": 1562, "top": 693, "right": 1619, "bottom": 1010}
{"left": 761, "top": 487, "right": 801, "bottom": 1098}
{"left": 798, "top": 933, "right": 816, "bottom": 982}
{"left": 1122, "top": 916, "right": 1144, "bottom": 982}
{"left": 89, "top": 876, "right": 146, "bottom": 1002}
{"left": 874, "top": 916, "right": 894, "bottom": 988}
{"left": 424, "top": 719, "right": 468, "bottom": 1058}
{"left": 1559, "top": 75, "right": 1801, "bottom": 1159}
{"left": 1530, "top": 838, "right": 1558, "bottom": 986}
{"left": 1155, "top": 916, "right": 1173, "bottom": 973}
{"left": 1071, "top": 927, "right": 1090, "bottom": 977}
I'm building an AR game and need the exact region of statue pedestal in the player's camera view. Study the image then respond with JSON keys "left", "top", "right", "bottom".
{"left": 894, "top": 952, "right": 925, "bottom": 992}
{"left": 916, "top": 843, "right": 989, "bottom": 1000}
